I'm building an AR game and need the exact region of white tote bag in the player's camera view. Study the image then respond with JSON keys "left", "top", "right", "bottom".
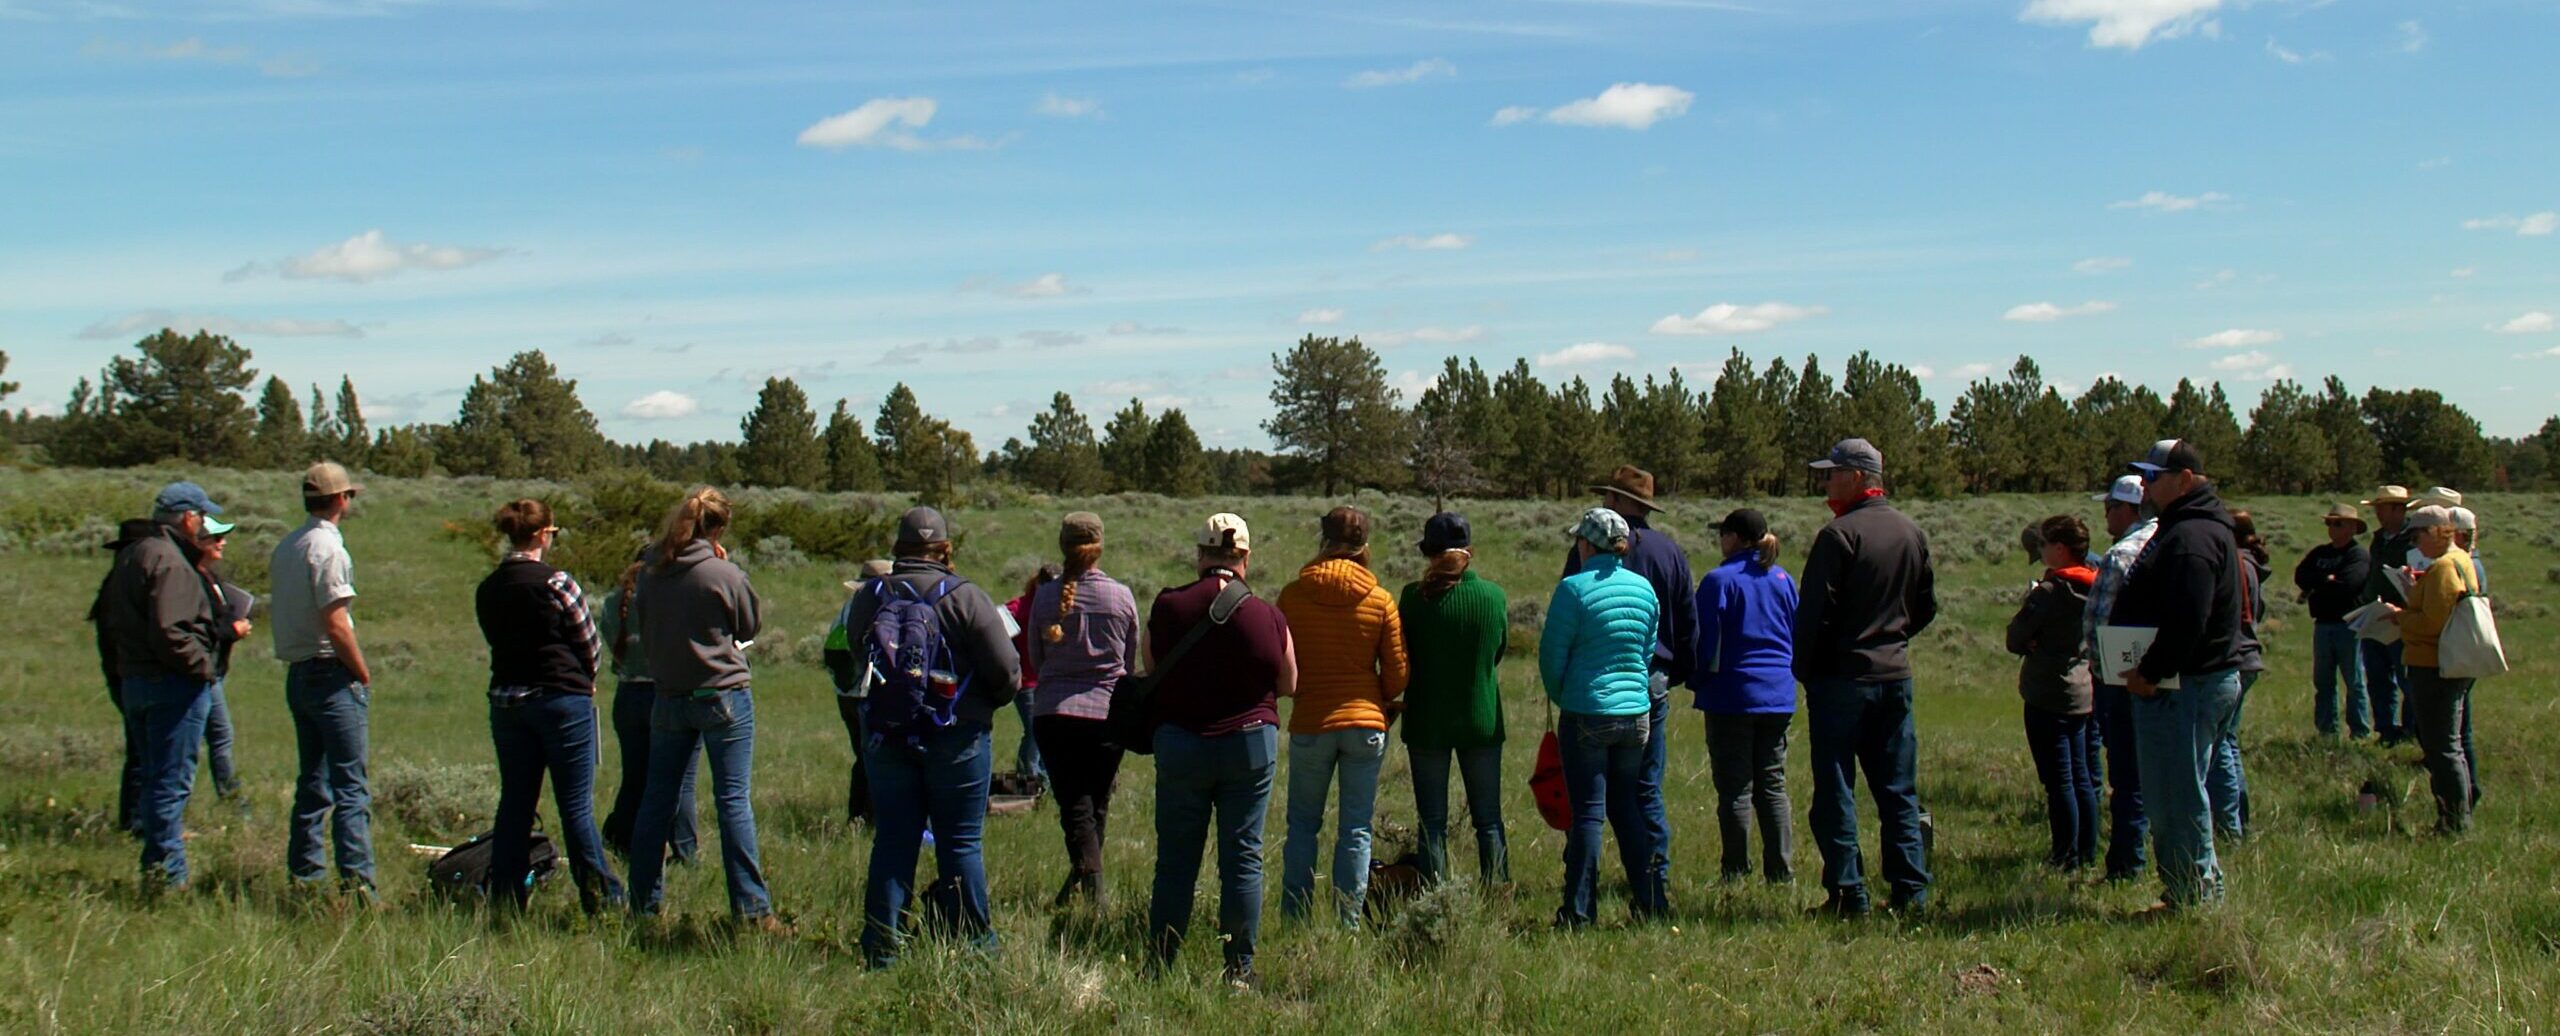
{"left": 2438, "top": 563, "right": 2508, "bottom": 680}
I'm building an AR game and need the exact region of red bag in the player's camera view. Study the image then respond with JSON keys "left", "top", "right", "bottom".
{"left": 1531, "top": 727, "right": 1571, "bottom": 832}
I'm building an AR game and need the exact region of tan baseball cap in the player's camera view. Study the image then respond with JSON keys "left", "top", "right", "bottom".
{"left": 1196, "top": 512, "right": 1251, "bottom": 552}
{"left": 303, "top": 461, "right": 362, "bottom": 497}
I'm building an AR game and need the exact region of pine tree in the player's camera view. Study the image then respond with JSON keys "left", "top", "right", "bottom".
{"left": 253, "top": 376, "right": 307, "bottom": 469}
{"left": 436, "top": 375, "right": 529, "bottom": 477}
{"left": 1700, "top": 348, "right": 1781, "bottom": 496}
{"left": 1489, "top": 359, "right": 1554, "bottom": 497}
{"left": 822, "top": 399, "right": 884, "bottom": 492}
{"left": 1547, "top": 376, "right": 1615, "bottom": 494}
{"left": 2239, "top": 379, "right": 2333, "bottom": 493}
{"left": 0, "top": 350, "right": 15, "bottom": 405}
{"left": 1263, "top": 334, "right": 1411, "bottom": 496}
{"left": 305, "top": 383, "right": 335, "bottom": 462}
{"left": 1021, "top": 392, "right": 1106, "bottom": 494}
{"left": 2164, "top": 378, "right": 2244, "bottom": 483}
{"left": 1145, "top": 408, "right": 1209, "bottom": 497}
{"left": 738, "top": 376, "right": 825, "bottom": 488}
{"left": 368, "top": 425, "right": 437, "bottom": 478}
{"left": 1785, "top": 355, "right": 1839, "bottom": 496}
{"left": 333, "top": 376, "right": 369, "bottom": 467}
{"left": 2362, "top": 387, "right": 2493, "bottom": 489}
{"left": 2071, "top": 376, "right": 2168, "bottom": 488}
{"left": 97, "top": 329, "right": 260, "bottom": 466}
{"left": 1411, "top": 361, "right": 1490, "bottom": 509}
{"left": 1100, "top": 397, "right": 1155, "bottom": 491}
{"left": 2312, "top": 376, "right": 2382, "bottom": 492}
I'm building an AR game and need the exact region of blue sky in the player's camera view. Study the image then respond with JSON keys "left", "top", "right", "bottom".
{"left": 3, "top": 0, "right": 2556, "bottom": 450}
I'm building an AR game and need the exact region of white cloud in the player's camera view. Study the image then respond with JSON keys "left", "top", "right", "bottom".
{"left": 2396, "top": 20, "right": 2428, "bottom": 53}
{"left": 621, "top": 390, "right": 700, "bottom": 420}
{"left": 1649, "top": 301, "right": 1826, "bottom": 336}
{"left": 2021, "top": 0, "right": 2222, "bottom": 50}
{"left": 77, "top": 308, "right": 361, "bottom": 340}
{"left": 877, "top": 336, "right": 1003, "bottom": 366}
{"left": 1908, "top": 364, "right": 1936, "bottom": 380}
{"left": 2263, "top": 38, "right": 2326, "bottom": 64}
{"left": 1371, "top": 232, "right": 1474, "bottom": 252}
{"left": 2073, "top": 256, "right": 2133, "bottom": 273}
{"left": 1536, "top": 342, "right": 1637, "bottom": 368}
{"left": 1372, "top": 325, "right": 1488, "bottom": 347}
{"left": 2188, "top": 328, "right": 2283, "bottom": 349}
{"left": 2110, "top": 190, "right": 2229, "bottom": 213}
{"left": 796, "top": 96, "right": 996, "bottom": 151}
{"left": 1004, "top": 273, "right": 1078, "bottom": 298}
{"left": 2451, "top": 267, "right": 2477, "bottom": 278}
{"left": 2462, "top": 212, "right": 2558, "bottom": 236}
{"left": 224, "top": 229, "right": 504, "bottom": 283}
{"left": 1344, "top": 57, "right": 1454, "bottom": 88}
{"left": 2195, "top": 268, "right": 2239, "bottom": 290}
{"left": 1948, "top": 361, "right": 1998, "bottom": 382}
{"left": 84, "top": 35, "right": 318, "bottom": 77}
{"left": 1106, "top": 320, "right": 1183, "bottom": 335}
{"left": 2491, "top": 311, "right": 2555, "bottom": 335}
{"left": 2208, "top": 350, "right": 2292, "bottom": 380}
{"left": 1298, "top": 307, "right": 1345, "bottom": 325}
{"left": 2003, "top": 300, "right": 2119, "bottom": 322}
{"left": 1017, "top": 329, "right": 1086, "bottom": 348}
{"left": 1034, "top": 91, "right": 1103, "bottom": 118}
{"left": 1491, "top": 82, "right": 1694, "bottom": 130}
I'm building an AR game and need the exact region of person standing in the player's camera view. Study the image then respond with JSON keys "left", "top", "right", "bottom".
{"left": 1793, "top": 439, "right": 1938, "bottom": 916}
{"left": 1543, "top": 507, "right": 1665, "bottom": 927}
{"left": 1003, "top": 564, "right": 1059, "bottom": 783}
{"left": 1688, "top": 508, "right": 1798, "bottom": 885}
{"left": 598, "top": 552, "right": 699, "bottom": 863}
{"left": 2358, "top": 486, "right": 2417, "bottom": 745}
{"left": 628, "top": 487, "right": 779, "bottom": 930}
{"left": 1396, "top": 512, "right": 1510, "bottom": 887}
{"left": 850, "top": 507, "right": 1021, "bottom": 967}
{"left": 2382, "top": 506, "right": 2482, "bottom": 834}
{"left": 1277, "top": 506, "right": 1409, "bottom": 927}
{"left": 271, "top": 462, "right": 376, "bottom": 897}
{"left": 2449, "top": 505, "right": 2483, "bottom": 807}
{"left": 1560, "top": 466, "right": 1693, "bottom": 902}
{"left": 89, "top": 518, "right": 162, "bottom": 837}
{"left": 1026, "top": 513, "right": 1139, "bottom": 908}
{"left": 99, "top": 482, "right": 228, "bottom": 891}
{"left": 2207, "top": 510, "right": 2272, "bottom": 841}
{"left": 2111, "top": 440, "right": 2247, "bottom": 911}
{"left": 2008, "top": 516, "right": 2098, "bottom": 871}
{"left": 2293, "top": 504, "right": 2372, "bottom": 739}
{"left": 473, "top": 499, "right": 623, "bottom": 913}
{"left": 1146, "top": 513, "right": 1296, "bottom": 989}
{"left": 822, "top": 559, "right": 897, "bottom": 825}
{"left": 2082, "top": 474, "right": 2156, "bottom": 883}
{"left": 193, "top": 514, "right": 247, "bottom": 807}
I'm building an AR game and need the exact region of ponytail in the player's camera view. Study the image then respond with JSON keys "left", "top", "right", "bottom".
{"left": 654, "top": 486, "right": 731, "bottom": 572}
{"left": 1423, "top": 548, "right": 1471, "bottom": 595}
{"left": 1752, "top": 533, "right": 1781, "bottom": 570}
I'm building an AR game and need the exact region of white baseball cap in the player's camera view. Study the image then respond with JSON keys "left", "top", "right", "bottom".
{"left": 2092, "top": 474, "right": 2144, "bottom": 506}
{"left": 1196, "top": 512, "right": 1251, "bottom": 552}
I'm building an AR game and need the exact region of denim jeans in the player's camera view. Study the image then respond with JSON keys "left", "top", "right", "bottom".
{"left": 1408, "top": 743, "right": 1507, "bottom": 885}
{"left": 861, "top": 723, "right": 994, "bottom": 967}
{"left": 1804, "top": 677, "right": 1929, "bottom": 909}
{"left": 2405, "top": 666, "right": 2476, "bottom": 833}
{"left": 286, "top": 659, "right": 374, "bottom": 888}
{"left": 2311, "top": 623, "right": 2369, "bottom": 738}
{"left": 108, "top": 682, "right": 145, "bottom": 835}
{"left": 1013, "top": 694, "right": 1045, "bottom": 780}
{"left": 602, "top": 680, "right": 696, "bottom": 863}
{"left": 2206, "top": 671, "right": 2258, "bottom": 839}
{"left": 125, "top": 674, "right": 214, "bottom": 888}
{"left": 202, "top": 680, "right": 239, "bottom": 799}
{"left": 629, "top": 689, "right": 769, "bottom": 919}
{"left": 2362, "top": 639, "right": 2406, "bottom": 741}
{"left": 2092, "top": 683, "right": 2147, "bottom": 878}
{"left": 489, "top": 690, "right": 624, "bottom": 913}
{"left": 1149, "top": 723, "right": 1278, "bottom": 973}
{"left": 1283, "top": 727, "right": 1388, "bottom": 925}
{"left": 1640, "top": 673, "right": 1674, "bottom": 897}
{"left": 1557, "top": 710, "right": 1663, "bottom": 925}
{"left": 2023, "top": 707, "right": 2099, "bottom": 869}
{"left": 1704, "top": 712, "right": 1793, "bottom": 882}
{"left": 2129, "top": 667, "right": 2242, "bottom": 907}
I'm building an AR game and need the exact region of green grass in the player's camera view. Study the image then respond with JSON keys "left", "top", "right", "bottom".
{"left": 3, "top": 467, "right": 2557, "bottom": 1033}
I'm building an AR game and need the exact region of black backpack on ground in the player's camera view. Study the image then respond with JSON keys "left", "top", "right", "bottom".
{"left": 428, "top": 829, "right": 560, "bottom": 898}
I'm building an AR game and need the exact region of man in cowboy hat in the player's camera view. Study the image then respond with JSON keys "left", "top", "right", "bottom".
{"left": 1560, "top": 464, "right": 1694, "bottom": 907}
{"left": 2357, "top": 485, "right": 2416, "bottom": 745}
{"left": 2293, "top": 504, "right": 2372, "bottom": 739}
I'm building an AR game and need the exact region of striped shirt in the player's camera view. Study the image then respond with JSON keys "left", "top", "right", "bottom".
{"left": 2081, "top": 517, "right": 2158, "bottom": 677}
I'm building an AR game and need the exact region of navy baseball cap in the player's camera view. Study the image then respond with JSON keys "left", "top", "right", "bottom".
{"left": 2129, "top": 439, "right": 2204, "bottom": 477}
{"left": 152, "top": 481, "right": 223, "bottom": 516}
{"left": 1808, "top": 438, "right": 1884, "bottom": 474}
{"left": 1418, "top": 511, "right": 1471, "bottom": 554}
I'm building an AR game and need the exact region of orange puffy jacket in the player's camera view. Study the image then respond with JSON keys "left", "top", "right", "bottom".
{"left": 1277, "top": 557, "right": 1410, "bottom": 734}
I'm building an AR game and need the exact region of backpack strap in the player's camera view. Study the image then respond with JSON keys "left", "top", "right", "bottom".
{"left": 1152, "top": 579, "right": 1253, "bottom": 683}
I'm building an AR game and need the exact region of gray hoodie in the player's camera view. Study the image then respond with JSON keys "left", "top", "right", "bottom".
{"left": 633, "top": 539, "right": 763, "bottom": 693}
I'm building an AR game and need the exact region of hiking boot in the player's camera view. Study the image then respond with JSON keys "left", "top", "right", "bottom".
{"left": 1810, "top": 892, "right": 1870, "bottom": 919}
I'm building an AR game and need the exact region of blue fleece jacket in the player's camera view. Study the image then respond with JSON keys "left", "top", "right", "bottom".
{"left": 1540, "top": 555, "right": 1660, "bottom": 717}
{"left": 1687, "top": 549, "right": 1800, "bottom": 715}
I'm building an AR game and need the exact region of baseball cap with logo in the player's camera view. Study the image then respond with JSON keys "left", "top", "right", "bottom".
{"left": 895, "top": 506, "right": 950, "bottom": 551}
{"left": 1808, "top": 438, "right": 1884, "bottom": 474}
{"left": 152, "top": 481, "right": 224, "bottom": 516}
{"left": 2128, "top": 439, "right": 2204, "bottom": 478}
{"left": 1196, "top": 513, "right": 1251, "bottom": 552}
{"left": 2093, "top": 474, "right": 2146, "bottom": 506}
{"left": 302, "top": 461, "right": 362, "bottom": 498}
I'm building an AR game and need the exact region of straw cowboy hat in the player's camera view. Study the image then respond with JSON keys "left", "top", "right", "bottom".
{"left": 1589, "top": 465, "right": 1664, "bottom": 513}
{"left": 2322, "top": 503, "right": 2368, "bottom": 534}
{"left": 2360, "top": 485, "right": 2414, "bottom": 507}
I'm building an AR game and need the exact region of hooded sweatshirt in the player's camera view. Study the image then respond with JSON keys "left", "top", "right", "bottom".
{"left": 827, "top": 557, "right": 1021, "bottom": 727}
{"left": 2007, "top": 565, "right": 2096, "bottom": 714}
{"left": 2113, "top": 483, "right": 2246, "bottom": 683}
{"left": 632, "top": 538, "right": 764, "bottom": 694}
{"left": 1277, "top": 557, "right": 1409, "bottom": 734}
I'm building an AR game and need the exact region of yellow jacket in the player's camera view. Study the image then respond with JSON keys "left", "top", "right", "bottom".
{"left": 1277, "top": 558, "right": 1410, "bottom": 733}
{"left": 2401, "top": 546, "right": 2477, "bottom": 669}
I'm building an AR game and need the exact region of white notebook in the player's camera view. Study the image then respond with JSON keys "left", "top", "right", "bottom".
{"left": 2096, "top": 626, "right": 2182, "bottom": 690}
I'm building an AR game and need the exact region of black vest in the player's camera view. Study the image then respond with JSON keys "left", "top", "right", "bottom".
{"left": 475, "top": 557, "right": 594, "bottom": 694}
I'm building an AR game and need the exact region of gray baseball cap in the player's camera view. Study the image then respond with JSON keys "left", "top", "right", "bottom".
{"left": 1808, "top": 438, "right": 1884, "bottom": 474}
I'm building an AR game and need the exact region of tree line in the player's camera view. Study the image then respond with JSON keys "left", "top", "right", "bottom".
{"left": 5, "top": 329, "right": 2554, "bottom": 502}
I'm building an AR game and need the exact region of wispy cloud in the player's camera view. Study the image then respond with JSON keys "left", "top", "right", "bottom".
{"left": 877, "top": 336, "right": 1003, "bottom": 366}
{"left": 78, "top": 308, "right": 362, "bottom": 340}
{"left": 2491, "top": 311, "right": 2554, "bottom": 335}
{"left": 2002, "top": 300, "right": 2118, "bottom": 323}
{"left": 2187, "top": 328, "right": 2282, "bottom": 349}
{"left": 1650, "top": 301, "right": 1825, "bottom": 336}
{"left": 225, "top": 229, "right": 504, "bottom": 283}
{"left": 1372, "top": 325, "right": 1487, "bottom": 347}
{"left": 2073, "top": 256, "right": 2133, "bottom": 274}
{"left": 2021, "top": 0, "right": 2222, "bottom": 50}
{"left": 2462, "top": 212, "right": 2557, "bottom": 237}
{"left": 1536, "top": 342, "right": 1635, "bottom": 368}
{"left": 82, "top": 35, "right": 321, "bottom": 77}
{"left": 1297, "top": 307, "right": 1345, "bottom": 325}
{"left": 1492, "top": 82, "right": 1694, "bottom": 129}
{"left": 1371, "top": 232, "right": 1474, "bottom": 252}
{"left": 2396, "top": 20, "right": 2428, "bottom": 54}
{"left": 621, "top": 390, "right": 700, "bottom": 420}
{"left": 1345, "top": 57, "right": 1454, "bottom": 88}
{"left": 1017, "top": 329, "right": 1086, "bottom": 348}
{"left": 967, "top": 272, "right": 1082, "bottom": 298}
{"left": 2264, "top": 38, "right": 2326, "bottom": 65}
{"left": 2209, "top": 350, "right": 2291, "bottom": 380}
{"left": 2111, "top": 190, "right": 2229, "bottom": 214}
{"left": 1034, "top": 91, "right": 1103, "bottom": 118}
{"left": 1106, "top": 320, "right": 1183, "bottom": 336}
{"left": 796, "top": 96, "right": 997, "bottom": 151}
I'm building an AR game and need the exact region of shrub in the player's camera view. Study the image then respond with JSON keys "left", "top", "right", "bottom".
{"left": 373, "top": 759, "right": 494, "bottom": 842}
{"left": 354, "top": 976, "right": 524, "bottom": 1036}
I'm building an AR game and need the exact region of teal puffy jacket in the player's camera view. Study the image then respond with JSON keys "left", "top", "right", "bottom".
{"left": 1539, "top": 555, "right": 1661, "bottom": 717}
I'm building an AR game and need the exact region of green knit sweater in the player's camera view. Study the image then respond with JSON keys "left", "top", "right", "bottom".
{"left": 1395, "top": 571, "right": 1509, "bottom": 750}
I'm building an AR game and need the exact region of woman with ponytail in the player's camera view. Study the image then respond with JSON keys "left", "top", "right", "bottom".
{"left": 1025, "top": 512, "right": 1139, "bottom": 908}
{"left": 1688, "top": 508, "right": 1800, "bottom": 884}
{"left": 598, "top": 552, "right": 698, "bottom": 865}
{"left": 1395, "top": 512, "right": 1510, "bottom": 886}
{"left": 627, "top": 487, "right": 780, "bottom": 931}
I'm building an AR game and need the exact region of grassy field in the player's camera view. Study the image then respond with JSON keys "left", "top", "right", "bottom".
{"left": 2, "top": 467, "right": 2556, "bottom": 1033}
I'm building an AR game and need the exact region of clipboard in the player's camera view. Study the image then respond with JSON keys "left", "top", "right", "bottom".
{"left": 2096, "top": 626, "right": 2182, "bottom": 690}
{"left": 2344, "top": 601, "right": 2400, "bottom": 644}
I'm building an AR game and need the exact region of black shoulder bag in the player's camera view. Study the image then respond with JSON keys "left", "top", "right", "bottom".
{"left": 1106, "top": 578, "right": 1252, "bottom": 755}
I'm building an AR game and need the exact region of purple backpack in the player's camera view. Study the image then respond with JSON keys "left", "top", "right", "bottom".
{"left": 863, "top": 577, "right": 965, "bottom": 738}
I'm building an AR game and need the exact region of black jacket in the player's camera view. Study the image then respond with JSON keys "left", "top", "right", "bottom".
{"left": 2293, "top": 541, "right": 2370, "bottom": 623}
{"left": 95, "top": 521, "right": 221, "bottom": 683}
{"left": 826, "top": 558, "right": 1021, "bottom": 727}
{"left": 476, "top": 556, "right": 601, "bottom": 695}
{"left": 2362, "top": 527, "right": 2416, "bottom": 606}
{"left": 2114, "top": 484, "right": 2245, "bottom": 682}
{"left": 1792, "top": 494, "right": 1938, "bottom": 683}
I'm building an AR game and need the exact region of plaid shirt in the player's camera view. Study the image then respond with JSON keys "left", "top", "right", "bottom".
{"left": 2081, "top": 517, "right": 2157, "bottom": 672}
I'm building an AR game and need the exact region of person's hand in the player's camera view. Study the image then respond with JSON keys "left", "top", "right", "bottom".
{"left": 2379, "top": 603, "right": 2404, "bottom": 625}
{"left": 2122, "top": 670, "right": 2159, "bottom": 699}
{"left": 231, "top": 619, "right": 252, "bottom": 640}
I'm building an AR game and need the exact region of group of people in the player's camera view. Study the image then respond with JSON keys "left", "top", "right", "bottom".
{"left": 84, "top": 438, "right": 2494, "bottom": 986}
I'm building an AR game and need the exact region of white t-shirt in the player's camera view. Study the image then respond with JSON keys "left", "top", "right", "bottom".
{"left": 270, "top": 517, "right": 356, "bottom": 664}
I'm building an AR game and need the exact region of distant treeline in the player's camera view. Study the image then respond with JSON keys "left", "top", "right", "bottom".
{"left": 2, "top": 332, "right": 2551, "bottom": 503}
